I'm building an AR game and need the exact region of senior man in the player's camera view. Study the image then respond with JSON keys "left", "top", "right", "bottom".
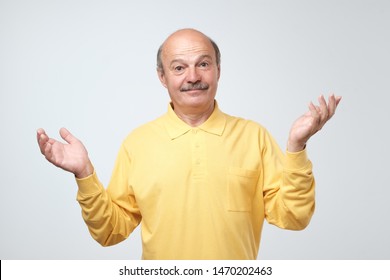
{"left": 37, "top": 28, "right": 341, "bottom": 259}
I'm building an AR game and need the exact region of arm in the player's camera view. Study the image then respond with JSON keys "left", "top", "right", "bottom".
{"left": 76, "top": 145, "right": 141, "bottom": 246}
{"left": 37, "top": 128, "right": 141, "bottom": 245}
{"left": 262, "top": 133, "right": 315, "bottom": 230}
{"left": 263, "top": 94, "right": 341, "bottom": 229}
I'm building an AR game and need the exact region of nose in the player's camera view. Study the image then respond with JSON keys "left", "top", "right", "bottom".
{"left": 186, "top": 66, "right": 201, "bottom": 84}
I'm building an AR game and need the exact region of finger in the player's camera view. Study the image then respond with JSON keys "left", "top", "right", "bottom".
{"left": 318, "top": 94, "right": 329, "bottom": 122}
{"left": 36, "top": 128, "right": 45, "bottom": 136}
{"left": 329, "top": 94, "right": 343, "bottom": 118}
{"left": 59, "top": 127, "right": 78, "bottom": 144}
{"left": 43, "top": 141, "right": 52, "bottom": 157}
{"left": 327, "top": 94, "right": 337, "bottom": 118}
{"left": 308, "top": 102, "right": 319, "bottom": 117}
{"left": 43, "top": 142, "right": 58, "bottom": 164}
{"left": 37, "top": 129, "right": 58, "bottom": 157}
{"left": 37, "top": 129, "right": 56, "bottom": 147}
{"left": 335, "top": 96, "right": 342, "bottom": 106}
{"left": 308, "top": 102, "right": 321, "bottom": 126}
{"left": 36, "top": 128, "right": 46, "bottom": 144}
{"left": 37, "top": 131, "right": 49, "bottom": 154}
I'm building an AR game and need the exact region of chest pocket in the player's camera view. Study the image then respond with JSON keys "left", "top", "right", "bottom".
{"left": 227, "top": 167, "right": 259, "bottom": 212}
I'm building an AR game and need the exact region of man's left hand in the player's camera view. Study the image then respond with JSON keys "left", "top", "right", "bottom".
{"left": 287, "top": 94, "right": 342, "bottom": 152}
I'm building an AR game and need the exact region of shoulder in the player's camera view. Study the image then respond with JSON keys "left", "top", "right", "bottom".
{"left": 122, "top": 114, "right": 167, "bottom": 146}
{"left": 223, "top": 111, "right": 269, "bottom": 135}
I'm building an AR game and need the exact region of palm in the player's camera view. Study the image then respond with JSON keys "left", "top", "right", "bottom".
{"left": 289, "top": 111, "right": 318, "bottom": 145}
{"left": 37, "top": 128, "right": 91, "bottom": 177}
{"left": 288, "top": 95, "right": 341, "bottom": 152}
{"left": 48, "top": 138, "right": 88, "bottom": 173}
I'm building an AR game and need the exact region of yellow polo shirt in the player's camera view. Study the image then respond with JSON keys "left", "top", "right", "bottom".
{"left": 76, "top": 102, "right": 315, "bottom": 259}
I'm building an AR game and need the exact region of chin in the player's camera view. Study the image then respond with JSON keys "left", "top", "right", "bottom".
{"left": 185, "top": 95, "right": 214, "bottom": 107}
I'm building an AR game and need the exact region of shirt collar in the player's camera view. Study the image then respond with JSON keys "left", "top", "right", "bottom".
{"left": 163, "top": 100, "right": 226, "bottom": 140}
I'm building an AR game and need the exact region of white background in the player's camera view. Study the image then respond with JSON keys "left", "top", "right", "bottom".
{"left": 1, "top": 0, "right": 389, "bottom": 259}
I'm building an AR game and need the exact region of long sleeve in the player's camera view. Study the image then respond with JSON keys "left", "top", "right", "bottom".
{"left": 73, "top": 105, "right": 316, "bottom": 259}
{"left": 261, "top": 131, "right": 315, "bottom": 230}
{"left": 76, "top": 144, "right": 142, "bottom": 246}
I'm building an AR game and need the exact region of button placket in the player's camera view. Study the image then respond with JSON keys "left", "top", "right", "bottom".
{"left": 191, "top": 129, "right": 205, "bottom": 177}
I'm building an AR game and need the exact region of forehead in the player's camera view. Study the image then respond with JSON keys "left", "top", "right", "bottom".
{"left": 162, "top": 31, "right": 215, "bottom": 62}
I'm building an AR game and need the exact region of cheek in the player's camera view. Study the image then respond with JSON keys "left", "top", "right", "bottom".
{"left": 167, "top": 77, "right": 185, "bottom": 90}
{"left": 205, "top": 69, "right": 220, "bottom": 82}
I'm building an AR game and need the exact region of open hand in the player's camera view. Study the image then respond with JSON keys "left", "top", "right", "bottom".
{"left": 287, "top": 94, "right": 342, "bottom": 152}
{"left": 37, "top": 128, "right": 93, "bottom": 178}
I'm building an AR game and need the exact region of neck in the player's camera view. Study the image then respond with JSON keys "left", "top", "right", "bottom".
{"left": 173, "top": 102, "right": 215, "bottom": 127}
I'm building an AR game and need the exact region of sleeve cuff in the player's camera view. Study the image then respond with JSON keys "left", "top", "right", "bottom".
{"left": 76, "top": 171, "right": 103, "bottom": 196}
{"left": 284, "top": 148, "right": 311, "bottom": 170}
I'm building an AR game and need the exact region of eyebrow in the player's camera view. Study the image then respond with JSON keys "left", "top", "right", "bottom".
{"left": 169, "top": 55, "right": 214, "bottom": 67}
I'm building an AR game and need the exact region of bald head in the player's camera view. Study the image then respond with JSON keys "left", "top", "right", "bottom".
{"left": 156, "top": 29, "right": 221, "bottom": 73}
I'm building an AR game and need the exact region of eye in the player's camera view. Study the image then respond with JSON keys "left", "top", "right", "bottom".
{"left": 174, "top": 65, "right": 184, "bottom": 72}
{"left": 199, "top": 61, "right": 209, "bottom": 68}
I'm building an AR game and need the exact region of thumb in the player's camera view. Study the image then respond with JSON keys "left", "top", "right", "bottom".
{"left": 59, "top": 127, "right": 79, "bottom": 144}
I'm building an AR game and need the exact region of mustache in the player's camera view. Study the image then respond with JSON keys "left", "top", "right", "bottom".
{"left": 180, "top": 82, "right": 209, "bottom": 92}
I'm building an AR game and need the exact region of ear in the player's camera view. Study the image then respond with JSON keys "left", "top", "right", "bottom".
{"left": 217, "top": 65, "right": 221, "bottom": 81}
{"left": 157, "top": 69, "right": 167, "bottom": 88}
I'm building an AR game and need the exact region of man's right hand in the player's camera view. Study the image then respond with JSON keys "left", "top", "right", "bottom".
{"left": 37, "top": 127, "right": 94, "bottom": 178}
